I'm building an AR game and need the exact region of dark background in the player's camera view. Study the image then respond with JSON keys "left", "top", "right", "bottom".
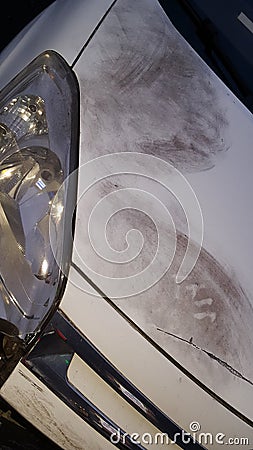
{"left": 1, "top": 1, "right": 54, "bottom": 53}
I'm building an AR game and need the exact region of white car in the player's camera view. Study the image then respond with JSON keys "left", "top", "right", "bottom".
{"left": 0, "top": 1, "right": 253, "bottom": 449}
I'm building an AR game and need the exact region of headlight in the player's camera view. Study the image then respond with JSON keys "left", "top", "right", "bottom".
{"left": 0, "top": 51, "right": 79, "bottom": 339}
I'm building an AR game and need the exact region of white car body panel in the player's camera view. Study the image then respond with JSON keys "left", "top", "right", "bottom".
{"left": 67, "top": 354, "right": 182, "bottom": 450}
{"left": 71, "top": 0, "right": 253, "bottom": 423}
{"left": 0, "top": 0, "right": 114, "bottom": 89}
{"left": 60, "top": 272, "right": 253, "bottom": 448}
{"left": 1, "top": 362, "right": 115, "bottom": 450}
{"left": 2, "top": 272, "right": 253, "bottom": 448}
{"left": 0, "top": 0, "right": 253, "bottom": 448}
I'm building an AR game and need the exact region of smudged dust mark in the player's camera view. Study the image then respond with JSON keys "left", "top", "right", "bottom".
{"left": 82, "top": 0, "right": 230, "bottom": 173}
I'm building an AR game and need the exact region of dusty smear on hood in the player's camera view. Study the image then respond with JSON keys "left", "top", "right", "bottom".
{"left": 74, "top": 0, "right": 252, "bottom": 406}
{"left": 78, "top": 0, "right": 229, "bottom": 173}
{"left": 115, "top": 230, "right": 253, "bottom": 381}
{"left": 74, "top": 172, "right": 253, "bottom": 391}
{"left": 92, "top": 191, "right": 253, "bottom": 385}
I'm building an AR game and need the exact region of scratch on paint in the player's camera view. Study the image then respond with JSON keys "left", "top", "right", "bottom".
{"left": 157, "top": 327, "right": 253, "bottom": 386}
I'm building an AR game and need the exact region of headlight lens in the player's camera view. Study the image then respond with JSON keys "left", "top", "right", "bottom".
{"left": 0, "top": 51, "right": 79, "bottom": 338}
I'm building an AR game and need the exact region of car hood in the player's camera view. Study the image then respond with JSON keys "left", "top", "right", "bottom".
{"left": 65, "top": 0, "right": 253, "bottom": 424}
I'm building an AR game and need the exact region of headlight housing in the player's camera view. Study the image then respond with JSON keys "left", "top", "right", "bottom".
{"left": 0, "top": 51, "right": 79, "bottom": 339}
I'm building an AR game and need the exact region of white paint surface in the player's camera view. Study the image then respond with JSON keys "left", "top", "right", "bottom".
{"left": 1, "top": 362, "right": 114, "bottom": 450}
{"left": 60, "top": 273, "right": 253, "bottom": 449}
{"left": 238, "top": 12, "right": 253, "bottom": 34}
{"left": 68, "top": 354, "right": 181, "bottom": 449}
{"left": 0, "top": 0, "right": 114, "bottom": 89}
{"left": 71, "top": 0, "right": 253, "bottom": 421}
